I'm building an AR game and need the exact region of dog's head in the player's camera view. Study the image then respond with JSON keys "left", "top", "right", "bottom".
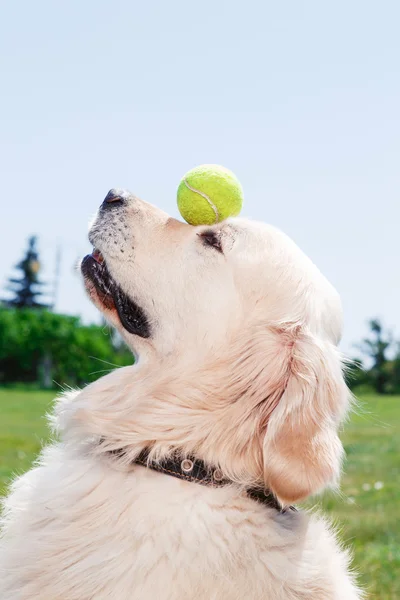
{"left": 80, "top": 189, "right": 349, "bottom": 504}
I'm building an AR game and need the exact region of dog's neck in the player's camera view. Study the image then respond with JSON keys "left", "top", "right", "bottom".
{"left": 105, "top": 446, "right": 291, "bottom": 513}
{"left": 56, "top": 339, "right": 288, "bottom": 501}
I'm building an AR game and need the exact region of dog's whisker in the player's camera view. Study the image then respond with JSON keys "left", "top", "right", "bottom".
{"left": 88, "top": 356, "right": 121, "bottom": 368}
{"left": 89, "top": 368, "right": 116, "bottom": 376}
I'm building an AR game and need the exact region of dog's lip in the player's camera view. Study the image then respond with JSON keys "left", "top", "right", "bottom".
{"left": 81, "top": 254, "right": 116, "bottom": 310}
{"left": 81, "top": 254, "right": 151, "bottom": 338}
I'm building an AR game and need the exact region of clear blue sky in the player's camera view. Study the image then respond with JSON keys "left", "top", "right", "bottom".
{"left": 1, "top": 0, "right": 398, "bottom": 355}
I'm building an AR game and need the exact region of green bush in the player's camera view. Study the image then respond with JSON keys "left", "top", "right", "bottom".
{"left": 0, "top": 308, "right": 132, "bottom": 388}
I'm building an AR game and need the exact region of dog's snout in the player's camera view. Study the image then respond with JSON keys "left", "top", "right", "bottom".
{"left": 101, "top": 188, "right": 130, "bottom": 210}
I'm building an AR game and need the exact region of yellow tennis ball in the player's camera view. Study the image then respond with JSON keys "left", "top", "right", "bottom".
{"left": 177, "top": 164, "right": 243, "bottom": 225}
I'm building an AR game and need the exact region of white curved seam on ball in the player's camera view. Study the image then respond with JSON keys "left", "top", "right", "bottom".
{"left": 183, "top": 178, "right": 219, "bottom": 223}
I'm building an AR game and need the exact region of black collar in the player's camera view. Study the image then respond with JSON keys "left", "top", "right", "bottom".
{"left": 131, "top": 449, "right": 293, "bottom": 513}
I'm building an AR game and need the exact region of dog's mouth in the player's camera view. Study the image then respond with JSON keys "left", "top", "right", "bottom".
{"left": 81, "top": 250, "right": 151, "bottom": 338}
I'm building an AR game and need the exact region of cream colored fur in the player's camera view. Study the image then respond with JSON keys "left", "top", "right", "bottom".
{"left": 0, "top": 194, "right": 363, "bottom": 599}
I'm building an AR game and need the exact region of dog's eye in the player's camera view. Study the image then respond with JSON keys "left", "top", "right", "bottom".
{"left": 199, "top": 230, "right": 223, "bottom": 253}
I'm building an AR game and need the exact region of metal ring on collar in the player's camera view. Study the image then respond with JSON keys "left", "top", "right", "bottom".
{"left": 181, "top": 459, "right": 194, "bottom": 473}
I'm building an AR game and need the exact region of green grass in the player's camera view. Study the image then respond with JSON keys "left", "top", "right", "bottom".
{"left": 307, "top": 394, "right": 400, "bottom": 599}
{"left": 0, "top": 388, "right": 55, "bottom": 491}
{"left": 0, "top": 389, "right": 399, "bottom": 599}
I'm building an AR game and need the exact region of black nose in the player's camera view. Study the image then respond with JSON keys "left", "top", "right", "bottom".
{"left": 101, "top": 188, "right": 130, "bottom": 210}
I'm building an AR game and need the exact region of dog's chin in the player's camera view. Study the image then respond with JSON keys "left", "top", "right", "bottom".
{"left": 81, "top": 253, "right": 151, "bottom": 339}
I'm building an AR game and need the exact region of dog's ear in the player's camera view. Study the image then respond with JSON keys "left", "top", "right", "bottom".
{"left": 260, "top": 323, "right": 349, "bottom": 504}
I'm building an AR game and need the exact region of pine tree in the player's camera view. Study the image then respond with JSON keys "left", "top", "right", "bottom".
{"left": 358, "top": 318, "right": 392, "bottom": 394}
{"left": 4, "top": 236, "right": 49, "bottom": 309}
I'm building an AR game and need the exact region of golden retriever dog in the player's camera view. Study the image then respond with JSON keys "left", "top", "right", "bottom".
{"left": 0, "top": 189, "right": 363, "bottom": 599}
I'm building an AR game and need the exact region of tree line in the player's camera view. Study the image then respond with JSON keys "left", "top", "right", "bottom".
{"left": 348, "top": 319, "right": 400, "bottom": 394}
{"left": 0, "top": 236, "right": 131, "bottom": 388}
{"left": 0, "top": 308, "right": 132, "bottom": 387}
